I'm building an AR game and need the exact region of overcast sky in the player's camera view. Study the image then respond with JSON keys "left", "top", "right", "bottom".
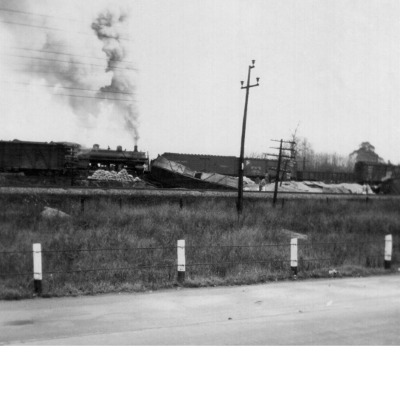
{"left": 0, "top": 0, "right": 399, "bottom": 162}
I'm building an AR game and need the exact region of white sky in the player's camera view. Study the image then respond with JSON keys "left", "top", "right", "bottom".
{"left": 0, "top": 0, "right": 399, "bottom": 162}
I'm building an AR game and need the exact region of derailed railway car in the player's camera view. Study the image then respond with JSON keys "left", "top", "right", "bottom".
{"left": 244, "top": 158, "right": 276, "bottom": 178}
{"left": 161, "top": 153, "right": 239, "bottom": 176}
{"left": 158, "top": 153, "right": 400, "bottom": 185}
{"left": 160, "top": 152, "right": 278, "bottom": 178}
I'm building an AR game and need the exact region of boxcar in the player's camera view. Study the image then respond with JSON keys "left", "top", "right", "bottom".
{"left": 296, "top": 170, "right": 356, "bottom": 183}
{"left": 354, "top": 161, "right": 400, "bottom": 183}
{"left": 0, "top": 140, "right": 67, "bottom": 173}
{"left": 161, "top": 153, "right": 239, "bottom": 176}
{"left": 161, "top": 153, "right": 276, "bottom": 178}
{"left": 243, "top": 158, "right": 269, "bottom": 177}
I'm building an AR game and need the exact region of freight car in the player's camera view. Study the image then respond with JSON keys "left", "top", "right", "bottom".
{"left": 161, "top": 153, "right": 239, "bottom": 175}
{"left": 296, "top": 170, "right": 356, "bottom": 183}
{"left": 0, "top": 139, "right": 79, "bottom": 174}
{"left": 160, "top": 152, "right": 280, "bottom": 179}
{"left": 353, "top": 161, "right": 400, "bottom": 183}
{"left": 158, "top": 152, "right": 400, "bottom": 185}
{"left": 0, "top": 140, "right": 149, "bottom": 178}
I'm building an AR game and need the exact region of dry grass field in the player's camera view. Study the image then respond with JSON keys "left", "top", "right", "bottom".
{"left": 0, "top": 194, "right": 398, "bottom": 299}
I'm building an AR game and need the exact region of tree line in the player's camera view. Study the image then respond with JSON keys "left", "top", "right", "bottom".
{"left": 248, "top": 138, "right": 390, "bottom": 174}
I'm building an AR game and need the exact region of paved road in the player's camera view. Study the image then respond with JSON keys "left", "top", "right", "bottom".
{"left": 1, "top": 275, "right": 399, "bottom": 345}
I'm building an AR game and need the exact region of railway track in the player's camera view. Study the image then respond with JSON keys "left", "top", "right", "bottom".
{"left": 0, "top": 185, "right": 395, "bottom": 200}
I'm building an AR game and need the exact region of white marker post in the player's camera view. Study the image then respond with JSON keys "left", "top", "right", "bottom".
{"left": 177, "top": 239, "right": 186, "bottom": 283}
{"left": 33, "top": 243, "right": 43, "bottom": 295}
{"left": 290, "top": 238, "right": 298, "bottom": 277}
{"left": 384, "top": 234, "right": 392, "bottom": 270}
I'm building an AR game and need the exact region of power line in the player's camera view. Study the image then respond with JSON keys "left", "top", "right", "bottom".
{"left": 10, "top": 46, "right": 135, "bottom": 66}
{"left": 0, "top": 19, "right": 132, "bottom": 42}
{"left": 0, "top": 19, "right": 90, "bottom": 36}
{"left": 6, "top": 67, "right": 123, "bottom": 77}
{"left": 1, "top": 80, "right": 135, "bottom": 96}
{"left": 0, "top": 6, "right": 76, "bottom": 21}
{"left": 6, "top": 88, "right": 137, "bottom": 102}
{"left": 3, "top": 53, "right": 136, "bottom": 71}
{"left": 46, "top": 91, "right": 136, "bottom": 102}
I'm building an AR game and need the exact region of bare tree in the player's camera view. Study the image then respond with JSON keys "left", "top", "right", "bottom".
{"left": 293, "top": 136, "right": 353, "bottom": 173}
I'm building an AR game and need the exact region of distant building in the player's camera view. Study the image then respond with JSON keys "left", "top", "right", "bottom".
{"left": 349, "top": 142, "right": 384, "bottom": 163}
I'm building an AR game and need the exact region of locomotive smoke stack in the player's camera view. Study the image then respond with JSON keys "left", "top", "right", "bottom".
{"left": 134, "top": 145, "right": 138, "bottom": 152}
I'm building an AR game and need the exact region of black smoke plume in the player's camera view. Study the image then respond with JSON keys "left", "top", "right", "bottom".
{"left": 92, "top": 9, "right": 139, "bottom": 144}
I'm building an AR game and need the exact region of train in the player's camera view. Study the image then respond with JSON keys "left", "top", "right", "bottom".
{"left": 0, "top": 140, "right": 76, "bottom": 174}
{"left": 1, "top": 140, "right": 398, "bottom": 188}
{"left": 79, "top": 144, "right": 148, "bottom": 174}
{"left": 353, "top": 161, "right": 400, "bottom": 183}
{"left": 157, "top": 152, "right": 400, "bottom": 185}
{"left": 0, "top": 140, "right": 149, "bottom": 177}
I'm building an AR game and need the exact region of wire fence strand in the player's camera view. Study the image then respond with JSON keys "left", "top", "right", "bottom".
{"left": 0, "top": 239, "right": 393, "bottom": 279}
{"left": 0, "top": 239, "right": 388, "bottom": 255}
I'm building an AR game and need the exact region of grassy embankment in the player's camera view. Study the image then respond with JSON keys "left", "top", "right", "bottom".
{"left": 0, "top": 194, "right": 399, "bottom": 299}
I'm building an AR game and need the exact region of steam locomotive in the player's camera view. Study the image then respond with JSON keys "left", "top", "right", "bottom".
{"left": 0, "top": 139, "right": 149, "bottom": 176}
{"left": 79, "top": 144, "right": 148, "bottom": 174}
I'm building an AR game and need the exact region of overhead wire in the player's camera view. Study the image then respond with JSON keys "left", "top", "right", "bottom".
{"left": 4, "top": 87, "right": 136, "bottom": 102}
{"left": 0, "top": 6, "right": 76, "bottom": 21}
{"left": 0, "top": 19, "right": 132, "bottom": 42}
{"left": 9, "top": 46, "right": 135, "bottom": 67}
{"left": 3, "top": 53, "right": 136, "bottom": 71}
{"left": 0, "top": 9, "right": 138, "bottom": 106}
{"left": 0, "top": 6, "right": 135, "bottom": 66}
{"left": 1, "top": 80, "right": 135, "bottom": 96}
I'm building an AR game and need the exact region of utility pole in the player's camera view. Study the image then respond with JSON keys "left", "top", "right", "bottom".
{"left": 273, "top": 140, "right": 283, "bottom": 206}
{"left": 268, "top": 139, "right": 296, "bottom": 206}
{"left": 237, "top": 60, "right": 260, "bottom": 215}
{"left": 280, "top": 138, "right": 297, "bottom": 187}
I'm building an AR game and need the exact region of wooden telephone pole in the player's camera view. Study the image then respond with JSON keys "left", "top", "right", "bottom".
{"left": 237, "top": 60, "right": 260, "bottom": 215}
{"left": 267, "top": 139, "right": 296, "bottom": 206}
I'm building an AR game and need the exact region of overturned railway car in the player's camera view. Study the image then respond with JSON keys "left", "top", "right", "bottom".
{"left": 160, "top": 152, "right": 280, "bottom": 178}
{"left": 157, "top": 152, "right": 400, "bottom": 186}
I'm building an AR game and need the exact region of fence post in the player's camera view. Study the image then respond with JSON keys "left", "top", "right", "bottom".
{"left": 33, "top": 243, "right": 42, "bottom": 295}
{"left": 177, "top": 239, "right": 186, "bottom": 283}
{"left": 384, "top": 234, "right": 392, "bottom": 269}
{"left": 80, "top": 197, "right": 85, "bottom": 213}
{"left": 290, "top": 238, "right": 298, "bottom": 278}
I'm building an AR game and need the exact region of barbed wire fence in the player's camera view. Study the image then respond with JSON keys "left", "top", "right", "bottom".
{"left": 0, "top": 235, "right": 396, "bottom": 295}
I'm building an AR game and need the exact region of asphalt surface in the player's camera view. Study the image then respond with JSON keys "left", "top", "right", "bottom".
{"left": 1, "top": 275, "right": 399, "bottom": 345}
